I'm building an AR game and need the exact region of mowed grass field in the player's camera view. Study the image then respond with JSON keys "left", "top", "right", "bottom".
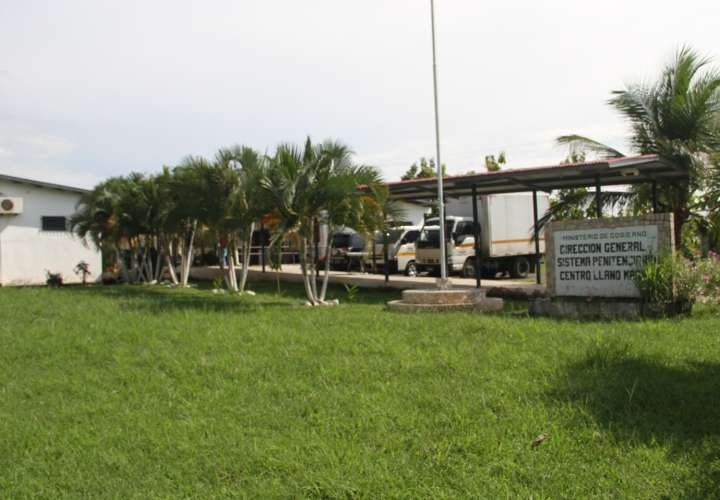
{"left": 1, "top": 282, "right": 719, "bottom": 499}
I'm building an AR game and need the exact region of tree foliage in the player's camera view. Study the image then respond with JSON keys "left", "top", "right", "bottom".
{"left": 401, "top": 157, "right": 447, "bottom": 180}
{"left": 548, "top": 47, "right": 720, "bottom": 251}
{"left": 484, "top": 151, "right": 507, "bottom": 172}
{"left": 71, "top": 137, "right": 390, "bottom": 302}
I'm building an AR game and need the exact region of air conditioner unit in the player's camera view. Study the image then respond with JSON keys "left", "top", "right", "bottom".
{"left": 0, "top": 197, "right": 23, "bottom": 215}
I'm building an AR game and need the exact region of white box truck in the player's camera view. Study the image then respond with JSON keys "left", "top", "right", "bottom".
{"left": 415, "top": 193, "right": 550, "bottom": 279}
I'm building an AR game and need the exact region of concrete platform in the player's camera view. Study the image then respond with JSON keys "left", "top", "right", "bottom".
{"left": 190, "top": 264, "right": 547, "bottom": 299}
{"left": 386, "top": 287, "right": 504, "bottom": 313}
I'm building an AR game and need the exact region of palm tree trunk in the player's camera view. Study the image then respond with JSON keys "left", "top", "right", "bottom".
{"left": 129, "top": 241, "right": 139, "bottom": 283}
{"left": 309, "top": 219, "right": 319, "bottom": 299}
{"left": 227, "top": 240, "right": 239, "bottom": 292}
{"left": 181, "top": 220, "right": 197, "bottom": 287}
{"left": 154, "top": 246, "right": 163, "bottom": 282}
{"left": 218, "top": 243, "right": 229, "bottom": 288}
{"left": 115, "top": 247, "right": 130, "bottom": 283}
{"left": 238, "top": 225, "right": 254, "bottom": 292}
{"left": 165, "top": 241, "right": 179, "bottom": 285}
{"left": 319, "top": 227, "right": 334, "bottom": 302}
{"left": 298, "top": 235, "right": 317, "bottom": 304}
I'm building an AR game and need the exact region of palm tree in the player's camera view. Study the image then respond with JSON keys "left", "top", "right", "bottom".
{"left": 359, "top": 181, "right": 407, "bottom": 278}
{"left": 549, "top": 47, "right": 720, "bottom": 248}
{"left": 262, "top": 141, "right": 319, "bottom": 303}
{"left": 262, "top": 137, "right": 386, "bottom": 305}
{"left": 70, "top": 177, "right": 131, "bottom": 282}
{"left": 168, "top": 156, "right": 213, "bottom": 287}
{"left": 208, "top": 145, "right": 271, "bottom": 293}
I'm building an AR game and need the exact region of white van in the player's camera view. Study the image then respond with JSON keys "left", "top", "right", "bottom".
{"left": 363, "top": 225, "right": 421, "bottom": 276}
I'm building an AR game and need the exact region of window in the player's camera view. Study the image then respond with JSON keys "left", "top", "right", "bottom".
{"left": 455, "top": 221, "right": 476, "bottom": 236}
{"left": 41, "top": 216, "right": 68, "bottom": 232}
{"left": 403, "top": 230, "right": 420, "bottom": 243}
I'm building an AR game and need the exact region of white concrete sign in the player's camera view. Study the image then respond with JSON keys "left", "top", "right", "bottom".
{"left": 553, "top": 225, "right": 658, "bottom": 298}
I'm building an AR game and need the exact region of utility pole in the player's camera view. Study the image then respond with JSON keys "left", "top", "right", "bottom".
{"left": 430, "top": 0, "right": 448, "bottom": 282}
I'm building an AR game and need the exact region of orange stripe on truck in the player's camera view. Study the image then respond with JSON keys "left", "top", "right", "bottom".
{"left": 491, "top": 238, "right": 545, "bottom": 244}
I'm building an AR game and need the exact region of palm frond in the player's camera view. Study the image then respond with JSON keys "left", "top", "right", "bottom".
{"left": 555, "top": 135, "right": 625, "bottom": 159}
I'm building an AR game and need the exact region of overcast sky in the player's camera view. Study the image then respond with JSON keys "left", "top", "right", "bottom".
{"left": 1, "top": 1, "right": 719, "bottom": 188}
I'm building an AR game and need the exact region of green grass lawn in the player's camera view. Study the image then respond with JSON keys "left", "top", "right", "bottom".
{"left": 1, "top": 282, "right": 719, "bottom": 499}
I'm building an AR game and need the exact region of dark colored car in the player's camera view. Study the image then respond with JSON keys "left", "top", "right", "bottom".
{"left": 329, "top": 230, "right": 366, "bottom": 271}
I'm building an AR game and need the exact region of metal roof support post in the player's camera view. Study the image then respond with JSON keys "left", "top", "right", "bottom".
{"left": 532, "top": 189, "right": 541, "bottom": 285}
{"left": 471, "top": 185, "right": 482, "bottom": 289}
{"left": 595, "top": 177, "right": 602, "bottom": 219}
{"left": 652, "top": 180, "right": 659, "bottom": 214}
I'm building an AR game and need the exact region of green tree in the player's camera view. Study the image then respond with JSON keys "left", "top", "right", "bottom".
{"left": 549, "top": 47, "right": 720, "bottom": 248}
{"left": 168, "top": 156, "right": 214, "bottom": 286}
{"left": 262, "top": 137, "right": 386, "bottom": 305}
{"left": 70, "top": 176, "right": 131, "bottom": 282}
{"left": 401, "top": 157, "right": 447, "bottom": 180}
{"left": 484, "top": 151, "right": 507, "bottom": 172}
{"left": 210, "top": 146, "right": 271, "bottom": 293}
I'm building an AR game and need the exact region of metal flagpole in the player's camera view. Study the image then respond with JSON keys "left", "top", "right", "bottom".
{"left": 430, "top": 0, "right": 448, "bottom": 281}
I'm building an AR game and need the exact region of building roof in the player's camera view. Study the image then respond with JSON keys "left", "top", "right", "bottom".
{"left": 0, "top": 173, "right": 90, "bottom": 195}
{"left": 386, "top": 154, "right": 688, "bottom": 202}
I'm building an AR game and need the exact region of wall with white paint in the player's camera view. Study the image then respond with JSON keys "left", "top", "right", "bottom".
{"left": 0, "top": 180, "right": 101, "bottom": 286}
{"left": 397, "top": 201, "right": 429, "bottom": 226}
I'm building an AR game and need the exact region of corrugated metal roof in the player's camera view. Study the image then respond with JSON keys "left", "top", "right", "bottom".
{"left": 385, "top": 154, "right": 687, "bottom": 202}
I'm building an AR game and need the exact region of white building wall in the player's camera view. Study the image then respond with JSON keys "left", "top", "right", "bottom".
{"left": 397, "top": 201, "right": 429, "bottom": 226}
{"left": 0, "top": 180, "right": 102, "bottom": 286}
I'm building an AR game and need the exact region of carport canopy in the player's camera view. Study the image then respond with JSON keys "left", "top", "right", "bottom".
{"left": 385, "top": 154, "right": 688, "bottom": 202}
{"left": 381, "top": 154, "right": 688, "bottom": 288}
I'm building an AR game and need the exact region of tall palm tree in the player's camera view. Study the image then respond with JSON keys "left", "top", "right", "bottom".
{"left": 549, "top": 47, "right": 720, "bottom": 248}
{"left": 70, "top": 176, "right": 131, "bottom": 282}
{"left": 211, "top": 145, "right": 271, "bottom": 293}
{"left": 262, "top": 141, "right": 320, "bottom": 303}
{"left": 168, "top": 156, "right": 213, "bottom": 286}
{"left": 262, "top": 137, "right": 386, "bottom": 305}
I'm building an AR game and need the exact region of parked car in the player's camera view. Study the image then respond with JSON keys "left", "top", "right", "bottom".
{"left": 329, "top": 229, "right": 366, "bottom": 271}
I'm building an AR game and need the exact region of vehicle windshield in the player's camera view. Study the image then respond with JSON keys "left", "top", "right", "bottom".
{"left": 375, "top": 229, "right": 405, "bottom": 245}
{"left": 417, "top": 224, "right": 448, "bottom": 249}
{"left": 423, "top": 219, "right": 454, "bottom": 239}
{"left": 418, "top": 227, "right": 440, "bottom": 245}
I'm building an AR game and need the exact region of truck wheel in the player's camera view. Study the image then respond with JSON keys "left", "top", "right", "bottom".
{"left": 405, "top": 261, "right": 417, "bottom": 277}
{"left": 509, "top": 256, "right": 531, "bottom": 279}
{"left": 462, "top": 258, "right": 476, "bottom": 279}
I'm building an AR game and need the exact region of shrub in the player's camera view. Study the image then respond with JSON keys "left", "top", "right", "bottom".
{"left": 46, "top": 271, "right": 64, "bottom": 287}
{"left": 634, "top": 254, "right": 702, "bottom": 315}
{"left": 74, "top": 261, "right": 92, "bottom": 285}
{"left": 343, "top": 283, "right": 359, "bottom": 302}
{"left": 697, "top": 252, "right": 720, "bottom": 303}
{"left": 212, "top": 277, "right": 225, "bottom": 291}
